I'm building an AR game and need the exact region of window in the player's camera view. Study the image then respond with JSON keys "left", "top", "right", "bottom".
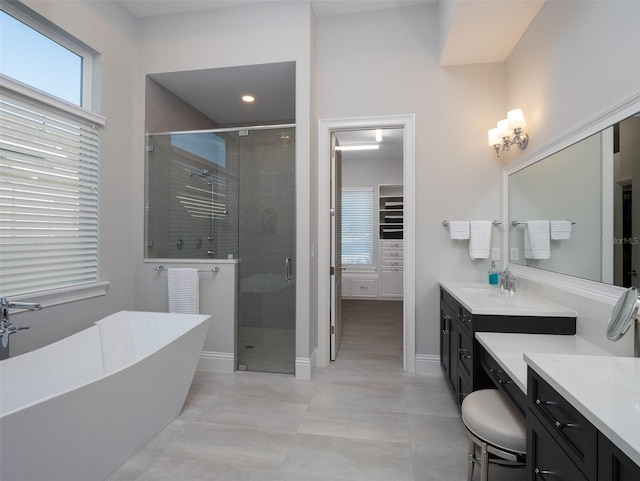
{"left": 341, "top": 188, "right": 373, "bottom": 265}
{"left": 0, "top": 4, "right": 103, "bottom": 298}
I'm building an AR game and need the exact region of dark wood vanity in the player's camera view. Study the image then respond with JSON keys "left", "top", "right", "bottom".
{"left": 527, "top": 368, "right": 640, "bottom": 481}
{"left": 439, "top": 285, "right": 575, "bottom": 407}
{"left": 439, "top": 281, "right": 640, "bottom": 480}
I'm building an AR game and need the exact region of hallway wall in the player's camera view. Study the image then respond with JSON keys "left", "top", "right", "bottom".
{"left": 316, "top": 4, "right": 507, "bottom": 363}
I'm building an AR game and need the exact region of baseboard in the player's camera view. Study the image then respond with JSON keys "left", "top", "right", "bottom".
{"left": 197, "top": 351, "right": 235, "bottom": 373}
{"left": 415, "top": 354, "right": 441, "bottom": 376}
{"left": 295, "top": 347, "right": 317, "bottom": 380}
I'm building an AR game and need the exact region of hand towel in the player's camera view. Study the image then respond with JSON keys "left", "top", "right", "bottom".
{"left": 550, "top": 220, "right": 572, "bottom": 240}
{"left": 448, "top": 221, "right": 470, "bottom": 240}
{"left": 524, "top": 221, "right": 551, "bottom": 259}
{"left": 469, "top": 221, "right": 492, "bottom": 259}
{"left": 95, "top": 311, "right": 135, "bottom": 375}
{"left": 168, "top": 268, "right": 200, "bottom": 314}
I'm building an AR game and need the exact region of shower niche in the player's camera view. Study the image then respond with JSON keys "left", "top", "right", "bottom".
{"left": 144, "top": 62, "right": 297, "bottom": 374}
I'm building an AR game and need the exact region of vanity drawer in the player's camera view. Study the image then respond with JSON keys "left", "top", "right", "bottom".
{"left": 481, "top": 347, "right": 526, "bottom": 416}
{"left": 458, "top": 306, "right": 473, "bottom": 336}
{"left": 527, "top": 408, "right": 589, "bottom": 481}
{"left": 528, "top": 370, "right": 597, "bottom": 480}
{"left": 380, "top": 249, "right": 403, "bottom": 258}
{"left": 457, "top": 329, "right": 473, "bottom": 379}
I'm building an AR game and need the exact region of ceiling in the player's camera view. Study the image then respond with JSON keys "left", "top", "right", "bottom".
{"left": 133, "top": 0, "right": 545, "bottom": 153}
{"left": 119, "top": 0, "right": 433, "bottom": 19}
{"left": 148, "top": 62, "right": 296, "bottom": 126}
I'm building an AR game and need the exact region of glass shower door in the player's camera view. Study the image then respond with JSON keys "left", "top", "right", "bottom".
{"left": 237, "top": 127, "right": 296, "bottom": 374}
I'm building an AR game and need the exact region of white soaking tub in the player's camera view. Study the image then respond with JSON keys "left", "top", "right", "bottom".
{"left": 0, "top": 310, "right": 210, "bottom": 481}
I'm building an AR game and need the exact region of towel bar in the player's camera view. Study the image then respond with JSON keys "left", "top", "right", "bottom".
{"left": 442, "top": 220, "right": 501, "bottom": 227}
{"left": 511, "top": 220, "right": 576, "bottom": 227}
{"left": 153, "top": 265, "right": 219, "bottom": 273}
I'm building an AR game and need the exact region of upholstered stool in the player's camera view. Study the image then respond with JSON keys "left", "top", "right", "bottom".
{"left": 461, "top": 389, "right": 526, "bottom": 481}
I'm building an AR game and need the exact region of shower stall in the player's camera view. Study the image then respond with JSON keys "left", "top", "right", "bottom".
{"left": 145, "top": 125, "right": 296, "bottom": 374}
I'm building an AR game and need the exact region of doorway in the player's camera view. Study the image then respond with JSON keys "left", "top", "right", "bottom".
{"left": 317, "top": 115, "right": 416, "bottom": 372}
{"left": 333, "top": 127, "right": 404, "bottom": 363}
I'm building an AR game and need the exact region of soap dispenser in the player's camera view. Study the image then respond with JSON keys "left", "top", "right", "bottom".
{"left": 488, "top": 261, "right": 499, "bottom": 286}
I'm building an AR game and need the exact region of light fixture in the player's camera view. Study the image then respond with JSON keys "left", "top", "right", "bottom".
{"left": 335, "top": 144, "right": 380, "bottom": 151}
{"left": 488, "top": 108, "right": 529, "bottom": 157}
{"left": 242, "top": 95, "right": 255, "bottom": 103}
{"left": 375, "top": 129, "right": 382, "bottom": 142}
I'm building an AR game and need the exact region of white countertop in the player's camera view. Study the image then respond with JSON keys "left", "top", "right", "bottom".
{"left": 475, "top": 332, "right": 611, "bottom": 392}
{"left": 475, "top": 332, "right": 640, "bottom": 467}
{"left": 526, "top": 353, "right": 640, "bottom": 467}
{"left": 440, "top": 280, "right": 577, "bottom": 317}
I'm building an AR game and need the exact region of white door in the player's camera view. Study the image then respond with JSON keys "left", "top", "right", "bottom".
{"left": 330, "top": 133, "right": 343, "bottom": 360}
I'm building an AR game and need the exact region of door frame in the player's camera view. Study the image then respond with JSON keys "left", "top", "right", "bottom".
{"left": 317, "top": 114, "right": 416, "bottom": 372}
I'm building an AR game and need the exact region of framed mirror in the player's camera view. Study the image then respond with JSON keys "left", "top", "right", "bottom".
{"left": 506, "top": 105, "right": 640, "bottom": 289}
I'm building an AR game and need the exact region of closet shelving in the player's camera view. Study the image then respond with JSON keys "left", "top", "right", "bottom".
{"left": 378, "top": 184, "right": 404, "bottom": 239}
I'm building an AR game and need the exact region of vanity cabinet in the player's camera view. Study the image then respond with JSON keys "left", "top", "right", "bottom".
{"left": 527, "top": 369, "right": 640, "bottom": 481}
{"left": 439, "top": 286, "right": 576, "bottom": 408}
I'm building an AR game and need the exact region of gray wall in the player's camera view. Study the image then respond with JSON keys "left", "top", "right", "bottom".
{"left": 504, "top": 1, "right": 640, "bottom": 355}
{"left": 316, "top": 5, "right": 506, "bottom": 360}
{"left": 11, "top": 0, "right": 640, "bottom": 363}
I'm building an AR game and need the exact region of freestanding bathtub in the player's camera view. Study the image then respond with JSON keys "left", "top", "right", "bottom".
{"left": 0, "top": 310, "right": 210, "bottom": 481}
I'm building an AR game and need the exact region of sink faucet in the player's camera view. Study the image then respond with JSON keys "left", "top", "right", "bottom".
{"left": 0, "top": 297, "right": 41, "bottom": 349}
{"left": 499, "top": 268, "right": 517, "bottom": 293}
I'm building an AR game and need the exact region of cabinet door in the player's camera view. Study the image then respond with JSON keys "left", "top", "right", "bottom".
{"left": 598, "top": 432, "right": 640, "bottom": 481}
{"left": 440, "top": 301, "right": 457, "bottom": 392}
{"left": 527, "top": 410, "right": 589, "bottom": 481}
{"left": 379, "top": 268, "right": 403, "bottom": 297}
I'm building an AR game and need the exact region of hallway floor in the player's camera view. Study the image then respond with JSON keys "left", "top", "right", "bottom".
{"left": 108, "top": 300, "right": 526, "bottom": 481}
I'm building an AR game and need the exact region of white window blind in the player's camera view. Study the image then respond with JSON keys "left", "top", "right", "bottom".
{"left": 0, "top": 87, "right": 100, "bottom": 297}
{"left": 341, "top": 189, "right": 373, "bottom": 265}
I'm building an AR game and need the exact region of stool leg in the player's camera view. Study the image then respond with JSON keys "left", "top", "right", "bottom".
{"left": 480, "top": 441, "right": 489, "bottom": 481}
{"left": 467, "top": 438, "right": 475, "bottom": 481}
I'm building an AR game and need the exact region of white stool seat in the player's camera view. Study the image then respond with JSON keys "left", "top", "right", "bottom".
{"left": 461, "top": 389, "right": 526, "bottom": 454}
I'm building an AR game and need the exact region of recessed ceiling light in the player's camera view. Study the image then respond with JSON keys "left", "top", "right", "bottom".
{"left": 242, "top": 95, "right": 255, "bottom": 103}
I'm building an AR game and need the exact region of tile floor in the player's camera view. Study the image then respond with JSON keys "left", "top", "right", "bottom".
{"left": 108, "top": 300, "right": 526, "bottom": 481}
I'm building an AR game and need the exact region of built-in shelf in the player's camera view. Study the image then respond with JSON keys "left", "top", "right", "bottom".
{"left": 379, "top": 184, "right": 403, "bottom": 240}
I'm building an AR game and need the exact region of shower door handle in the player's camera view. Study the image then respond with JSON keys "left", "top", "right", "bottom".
{"left": 285, "top": 257, "right": 292, "bottom": 282}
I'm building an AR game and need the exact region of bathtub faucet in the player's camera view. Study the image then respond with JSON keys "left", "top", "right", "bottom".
{"left": 0, "top": 297, "right": 41, "bottom": 349}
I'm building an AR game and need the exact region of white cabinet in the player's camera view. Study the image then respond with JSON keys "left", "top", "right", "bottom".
{"left": 378, "top": 240, "right": 403, "bottom": 298}
{"left": 378, "top": 183, "right": 404, "bottom": 300}
{"left": 342, "top": 275, "right": 379, "bottom": 299}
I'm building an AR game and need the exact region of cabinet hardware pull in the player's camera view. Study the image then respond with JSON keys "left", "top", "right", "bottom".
{"left": 535, "top": 398, "right": 558, "bottom": 407}
{"left": 554, "top": 420, "right": 578, "bottom": 430}
{"left": 534, "top": 468, "right": 554, "bottom": 480}
{"left": 498, "top": 379, "right": 513, "bottom": 385}
{"left": 442, "top": 329, "right": 449, "bottom": 335}
{"left": 490, "top": 368, "right": 504, "bottom": 374}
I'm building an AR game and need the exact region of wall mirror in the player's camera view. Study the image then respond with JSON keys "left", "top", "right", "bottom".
{"left": 507, "top": 112, "right": 640, "bottom": 288}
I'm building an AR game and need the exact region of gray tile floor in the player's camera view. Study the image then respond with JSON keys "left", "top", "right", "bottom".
{"left": 108, "top": 300, "right": 526, "bottom": 481}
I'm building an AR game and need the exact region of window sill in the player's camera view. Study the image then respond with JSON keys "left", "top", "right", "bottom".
{"left": 10, "top": 281, "right": 110, "bottom": 309}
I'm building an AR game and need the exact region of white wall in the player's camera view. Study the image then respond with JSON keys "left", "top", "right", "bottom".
{"left": 9, "top": 0, "right": 139, "bottom": 355}
{"left": 133, "top": 2, "right": 317, "bottom": 371}
{"left": 503, "top": 0, "right": 640, "bottom": 356}
{"left": 316, "top": 4, "right": 507, "bottom": 360}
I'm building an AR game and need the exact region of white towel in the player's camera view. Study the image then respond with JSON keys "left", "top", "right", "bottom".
{"left": 550, "top": 220, "right": 572, "bottom": 240}
{"left": 469, "top": 221, "right": 492, "bottom": 260}
{"left": 524, "top": 221, "right": 551, "bottom": 259}
{"left": 95, "top": 311, "right": 135, "bottom": 375}
{"left": 448, "top": 221, "right": 470, "bottom": 240}
{"left": 168, "top": 268, "right": 200, "bottom": 314}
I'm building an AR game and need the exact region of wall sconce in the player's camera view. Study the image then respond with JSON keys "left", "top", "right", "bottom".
{"left": 488, "top": 108, "right": 529, "bottom": 157}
